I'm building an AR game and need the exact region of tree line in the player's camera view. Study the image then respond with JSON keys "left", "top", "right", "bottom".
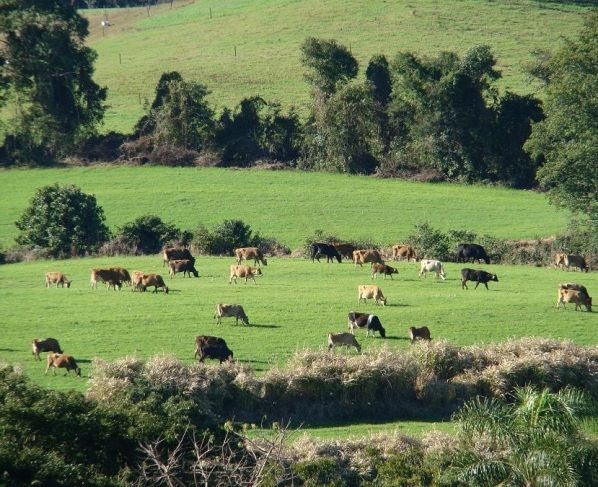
{"left": 0, "top": 2, "right": 597, "bottom": 223}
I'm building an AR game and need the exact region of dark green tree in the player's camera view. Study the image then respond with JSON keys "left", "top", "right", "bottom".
{"left": 526, "top": 13, "right": 598, "bottom": 221}
{"left": 116, "top": 215, "right": 181, "bottom": 255}
{"left": 15, "top": 184, "right": 110, "bottom": 257}
{"left": 300, "top": 38, "right": 358, "bottom": 98}
{"left": 134, "top": 71, "right": 183, "bottom": 135}
{"left": 0, "top": 0, "right": 106, "bottom": 162}
{"left": 365, "top": 54, "right": 392, "bottom": 106}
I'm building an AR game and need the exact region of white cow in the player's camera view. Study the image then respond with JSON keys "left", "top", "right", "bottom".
{"left": 419, "top": 259, "right": 446, "bottom": 280}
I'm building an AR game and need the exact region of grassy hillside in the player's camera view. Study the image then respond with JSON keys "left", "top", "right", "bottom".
{"left": 0, "top": 167, "right": 569, "bottom": 249}
{"left": 79, "top": 0, "right": 590, "bottom": 133}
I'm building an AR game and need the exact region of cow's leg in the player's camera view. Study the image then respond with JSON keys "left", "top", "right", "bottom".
{"left": 474, "top": 281, "right": 480, "bottom": 289}
{"left": 252, "top": 276, "right": 257, "bottom": 284}
{"left": 462, "top": 280, "right": 468, "bottom": 290}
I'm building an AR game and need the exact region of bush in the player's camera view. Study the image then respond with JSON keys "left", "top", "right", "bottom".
{"left": 115, "top": 215, "right": 181, "bottom": 255}
{"left": 15, "top": 184, "right": 110, "bottom": 257}
{"left": 292, "top": 458, "right": 345, "bottom": 487}
{"left": 406, "top": 222, "right": 451, "bottom": 261}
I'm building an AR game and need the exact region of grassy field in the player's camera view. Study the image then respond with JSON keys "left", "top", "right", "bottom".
{"left": 74, "top": 0, "right": 590, "bottom": 133}
{"left": 0, "top": 166, "right": 570, "bottom": 250}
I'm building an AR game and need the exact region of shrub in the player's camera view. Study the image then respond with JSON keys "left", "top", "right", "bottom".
{"left": 292, "top": 458, "right": 345, "bottom": 487}
{"left": 15, "top": 184, "right": 110, "bottom": 257}
{"left": 115, "top": 215, "right": 181, "bottom": 255}
{"left": 406, "top": 222, "right": 451, "bottom": 261}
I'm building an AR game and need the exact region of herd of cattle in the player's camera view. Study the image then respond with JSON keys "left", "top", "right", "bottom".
{"left": 37, "top": 243, "right": 593, "bottom": 374}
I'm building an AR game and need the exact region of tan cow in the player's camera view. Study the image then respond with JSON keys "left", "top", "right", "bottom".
{"left": 162, "top": 247, "right": 195, "bottom": 267}
{"left": 353, "top": 249, "right": 384, "bottom": 267}
{"left": 32, "top": 338, "right": 62, "bottom": 360}
{"left": 556, "top": 287, "right": 592, "bottom": 312}
{"left": 358, "top": 284, "right": 387, "bottom": 306}
{"left": 408, "top": 326, "right": 431, "bottom": 344}
{"left": 90, "top": 268, "right": 123, "bottom": 290}
{"left": 229, "top": 265, "right": 262, "bottom": 284}
{"left": 45, "top": 272, "right": 71, "bottom": 288}
{"left": 371, "top": 263, "right": 399, "bottom": 279}
{"left": 138, "top": 273, "right": 169, "bottom": 294}
{"left": 554, "top": 252, "right": 567, "bottom": 270}
{"left": 234, "top": 247, "right": 267, "bottom": 266}
{"left": 45, "top": 353, "right": 81, "bottom": 376}
{"left": 131, "top": 271, "right": 145, "bottom": 291}
{"left": 392, "top": 244, "right": 417, "bottom": 262}
{"left": 327, "top": 332, "right": 361, "bottom": 353}
{"left": 109, "top": 267, "right": 132, "bottom": 287}
{"left": 214, "top": 304, "right": 249, "bottom": 326}
{"left": 333, "top": 243, "right": 356, "bottom": 261}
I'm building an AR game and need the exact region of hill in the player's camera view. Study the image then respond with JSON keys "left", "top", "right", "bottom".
{"left": 81, "top": 0, "right": 590, "bottom": 133}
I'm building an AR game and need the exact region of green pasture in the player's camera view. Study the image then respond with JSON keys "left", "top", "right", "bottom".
{"left": 0, "top": 166, "right": 570, "bottom": 250}
{"left": 75, "top": 0, "right": 590, "bottom": 133}
{"left": 1, "top": 254, "right": 597, "bottom": 397}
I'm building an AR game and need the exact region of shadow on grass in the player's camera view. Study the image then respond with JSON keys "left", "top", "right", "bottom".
{"left": 0, "top": 348, "right": 19, "bottom": 352}
{"left": 248, "top": 323, "right": 281, "bottom": 329}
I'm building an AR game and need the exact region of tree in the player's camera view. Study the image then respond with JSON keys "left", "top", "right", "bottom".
{"left": 15, "top": 184, "right": 110, "bottom": 257}
{"left": 134, "top": 71, "right": 183, "bottom": 136}
{"left": 449, "top": 386, "right": 596, "bottom": 487}
{"left": 0, "top": 0, "right": 106, "bottom": 162}
{"left": 526, "top": 13, "right": 598, "bottom": 222}
{"left": 116, "top": 215, "right": 181, "bottom": 255}
{"left": 365, "top": 54, "right": 392, "bottom": 106}
{"left": 300, "top": 38, "right": 358, "bottom": 98}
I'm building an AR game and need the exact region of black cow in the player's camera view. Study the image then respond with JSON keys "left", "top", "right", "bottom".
{"left": 310, "top": 243, "right": 342, "bottom": 263}
{"left": 456, "top": 243, "right": 490, "bottom": 264}
{"left": 169, "top": 259, "right": 199, "bottom": 278}
{"left": 461, "top": 268, "right": 499, "bottom": 290}
{"left": 194, "top": 335, "right": 233, "bottom": 363}
{"left": 347, "top": 311, "right": 386, "bottom": 337}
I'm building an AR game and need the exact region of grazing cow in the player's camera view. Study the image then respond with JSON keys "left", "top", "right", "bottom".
{"left": 347, "top": 312, "right": 386, "bottom": 337}
{"left": 45, "top": 272, "right": 71, "bottom": 288}
{"left": 371, "top": 263, "right": 399, "bottom": 280}
{"left": 138, "top": 273, "right": 169, "bottom": 294}
{"left": 45, "top": 353, "right": 81, "bottom": 376}
{"left": 131, "top": 270, "right": 145, "bottom": 291}
{"left": 408, "top": 326, "right": 431, "bottom": 344}
{"left": 353, "top": 249, "right": 384, "bottom": 267}
{"left": 32, "top": 338, "right": 62, "bottom": 361}
{"left": 109, "top": 267, "right": 132, "bottom": 287}
{"left": 194, "top": 335, "right": 233, "bottom": 363}
{"left": 419, "top": 260, "right": 446, "bottom": 280}
{"left": 557, "top": 287, "right": 592, "bottom": 312}
{"left": 392, "top": 245, "right": 417, "bottom": 262}
{"left": 169, "top": 259, "right": 199, "bottom": 278}
{"left": 461, "top": 268, "right": 499, "bottom": 290}
{"left": 327, "top": 332, "right": 361, "bottom": 353}
{"left": 556, "top": 254, "right": 589, "bottom": 273}
{"left": 559, "top": 283, "right": 590, "bottom": 300}
{"left": 90, "top": 268, "right": 123, "bottom": 290}
{"left": 358, "top": 284, "right": 387, "bottom": 306}
{"left": 163, "top": 247, "right": 195, "bottom": 267}
{"left": 234, "top": 247, "right": 267, "bottom": 266}
{"left": 214, "top": 303, "right": 249, "bottom": 326}
{"left": 229, "top": 265, "right": 262, "bottom": 284}
{"left": 456, "top": 243, "right": 490, "bottom": 265}
{"left": 333, "top": 243, "right": 356, "bottom": 261}
{"left": 310, "top": 243, "right": 342, "bottom": 263}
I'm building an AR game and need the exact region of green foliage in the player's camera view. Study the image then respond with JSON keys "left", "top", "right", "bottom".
{"left": 14, "top": 184, "right": 110, "bottom": 257}
{"left": 366, "top": 54, "right": 392, "bottom": 106}
{"left": 0, "top": 0, "right": 106, "bottom": 163}
{"left": 300, "top": 37, "right": 358, "bottom": 97}
{"left": 292, "top": 458, "right": 345, "bottom": 487}
{"left": 527, "top": 12, "right": 598, "bottom": 221}
{"left": 192, "top": 219, "right": 256, "bottom": 255}
{"left": 116, "top": 214, "right": 181, "bottom": 255}
{"left": 406, "top": 222, "right": 451, "bottom": 261}
{"left": 367, "top": 449, "right": 435, "bottom": 486}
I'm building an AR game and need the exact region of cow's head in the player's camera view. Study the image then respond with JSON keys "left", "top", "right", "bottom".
{"left": 484, "top": 257, "right": 491, "bottom": 264}
{"left": 335, "top": 253, "right": 341, "bottom": 263}
{"left": 491, "top": 274, "right": 499, "bottom": 282}
{"left": 163, "top": 286, "right": 170, "bottom": 294}
{"left": 192, "top": 269, "right": 199, "bottom": 277}
{"left": 75, "top": 367, "right": 81, "bottom": 377}
{"left": 65, "top": 280, "right": 71, "bottom": 288}
{"left": 380, "top": 296, "right": 387, "bottom": 306}
{"left": 262, "top": 257, "right": 268, "bottom": 266}
{"left": 379, "top": 326, "right": 386, "bottom": 338}
{"left": 255, "top": 268, "right": 263, "bottom": 276}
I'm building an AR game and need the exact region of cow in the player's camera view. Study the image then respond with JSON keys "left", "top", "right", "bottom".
{"left": 327, "top": 332, "right": 361, "bottom": 353}
{"left": 138, "top": 273, "right": 169, "bottom": 294}
{"left": 456, "top": 243, "right": 491, "bottom": 265}
{"left": 371, "top": 263, "right": 399, "bottom": 280}
{"left": 556, "top": 254, "right": 589, "bottom": 273}
{"left": 45, "top": 353, "right": 81, "bottom": 376}
{"left": 461, "top": 268, "right": 499, "bottom": 290}
{"left": 347, "top": 312, "right": 386, "bottom": 337}
{"left": 91, "top": 268, "right": 123, "bottom": 290}
{"left": 214, "top": 304, "right": 249, "bottom": 326}
{"left": 109, "top": 267, "right": 132, "bottom": 287}
{"left": 168, "top": 259, "right": 199, "bottom": 278}
{"left": 408, "top": 326, "right": 431, "bottom": 344}
{"left": 333, "top": 243, "right": 356, "bottom": 261}
{"left": 45, "top": 272, "right": 71, "bottom": 288}
{"left": 229, "top": 265, "right": 262, "bottom": 284}
{"left": 194, "top": 335, "right": 233, "bottom": 363}
{"left": 353, "top": 249, "right": 384, "bottom": 267}
{"left": 131, "top": 270, "right": 145, "bottom": 291}
{"left": 392, "top": 245, "right": 417, "bottom": 262}
{"left": 234, "top": 247, "right": 267, "bottom": 266}
{"left": 554, "top": 252, "right": 568, "bottom": 270}
{"left": 559, "top": 283, "right": 590, "bottom": 300}
{"left": 310, "top": 243, "right": 342, "bottom": 263}
{"left": 163, "top": 247, "right": 195, "bottom": 267}
{"left": 32, "top": 338, "right": 62, "bottom": 361}
{"left": 358, "top": 284, "right": 387, "bottom": 306}
{"left": 419, "top": 260, "right": 446, "bottom": 280}
{"left": 557, "top": 287, "right": 592, "bottom": 312}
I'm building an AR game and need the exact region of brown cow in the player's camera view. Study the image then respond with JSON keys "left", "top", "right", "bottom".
{"left": 90, "top": 269, "right": 123, "bottom": 290}
{"left": 392, "top": 245, "right": 417, "bottom": 262}
{"left": 138, "top": 273, "right": 169, "bottom": 294}
{"left": 556, "top": 287, "right": 592, "bottom": 312}
{"left": 409, "top": 326, "right": 431, "bottom": 344}
{"left": 358, "top": 284, "right": 387, "bottom": 306}
{"left": 214, "top": 303, "right": 249, "bottom": 326}
{"left": 194, "top": 335, "right": 233, "bottom": 363}
{"left": 32, "top": 338, "right": 63, "bottom": 361}
{"left": 327, "top": 332, "right": 361, "bottom": 353}
{"left": 45, "top": 353, "right": 81, "bottom": 376}
{"left": 353, "top": 249, "right": 384, "bottom": 267}
{"left": 371, "top": 263, "right": 399, "bottom": 280}
{"left": 229, "top": 265, "right": 262, "bottom": 284}
{"left": 109, "top": 267, "right": 132, "bottom": 287}
{"left": 168, "top": 259, "right": 199, "bottom": 278}
{"left": 234, "top": 247, "right": 267, "bottom": 266}
{"left": 45, "top": 272, "right": 71, "bottom": 288}
{"left": 162, "top": 247, "right": 195, "bottom": 267}
{"left": 333, "top": 243, "right": 356, "bottom": 261}
{"left": 131, "top": 270, "right": 145, "bottom": 291}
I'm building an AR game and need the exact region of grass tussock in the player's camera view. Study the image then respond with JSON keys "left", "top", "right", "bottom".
{"left": 87, "top": 338, "right": 598, "bottom": 425}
